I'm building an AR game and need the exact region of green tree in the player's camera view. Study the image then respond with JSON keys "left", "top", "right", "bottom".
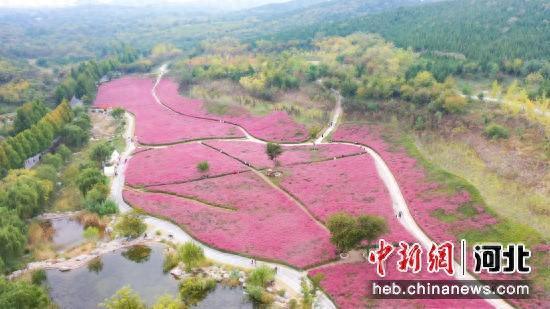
{"left": 326, "top": 213, "right": 363, "bottom": 253}
{"left": 357, "top": 215, "right": 388, "bottom": 248}
{"left": 0, "top": 278, "right": 51, "bottom": 308}
{"left": 21, "top": 131, "right": 40, "bottom": 155}
{"left": 90, "top": 142, "right": 114, "bottom": 165}
{"left": 77, "top": 168, "right": 108, "bottom": 195}
{"left": 41, "top": 153, "right": 63, "bottom": 169}
{"left": 56, "top": 144, "right": 72, "bottom": 162}
{"left": 1, "top": 172, "right": 52, "bottom": 219}
{"left": 0, "top": 208, "right": 26, "bottom": 271}
{"left": 62, "top": 124, "right": 89, "bottom": 147}
{"left": 266, "top": 143, "right": 283, "bottom": 161}
{"left": 114, "top": 212, "right": 146, "bottom": 238}
{"left": 0, "top": 146, "right": 9, "bottom": 170}
{"left": 100, "top": 286, "right": 145, "bottom": 309}
{"left": 178, "top": 242, "right": 205, "bottom": 272}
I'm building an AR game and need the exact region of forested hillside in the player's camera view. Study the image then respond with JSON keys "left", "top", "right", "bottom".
{"left": 269, "top": 0, "right": 549, "bottom": 67}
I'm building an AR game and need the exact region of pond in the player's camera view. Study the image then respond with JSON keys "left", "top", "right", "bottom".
{"left": 49, "top": 217, "right": 85, "bottom": 250}
{"left": 46, "top": 244, "right": 253, "bottom": 308}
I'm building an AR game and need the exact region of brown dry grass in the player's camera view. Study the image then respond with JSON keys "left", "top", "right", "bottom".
{"left": 27, "top": 221, "right": 56, "bottom": 260}
{"left": 75, "top": 212, "right": 109, "bottom": 230}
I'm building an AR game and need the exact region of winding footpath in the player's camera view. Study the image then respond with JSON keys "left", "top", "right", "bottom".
{"left": 111, "top": 64, "right": 510, "bottom": 309}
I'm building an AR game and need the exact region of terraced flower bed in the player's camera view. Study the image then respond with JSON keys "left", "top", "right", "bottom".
{"left": 125, "top": 171, "right": 336, "bottom": 268}
{"left": 277, "top": 155, "right": 415, "bottom": 242}
{"left": 332, "top": 124, "right": 498, "bottom": 246}
{"left": 94, "top": 77, "right": 244, "bottom": 145}
{"left": 125, "top": 142, "right": 249, "bottom": 187}
{"left": 156, "top": 79, "right": 309, "bottom": 142}
{"left": 204, "top": 140, "right": 364, "bottom": 169}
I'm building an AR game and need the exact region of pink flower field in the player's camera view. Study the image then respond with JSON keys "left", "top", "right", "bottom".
{"left": 125, "top": 142, "right": 249, "bottom": 187}
{"left": 94, "top": 77, "right": 244, "bottom": 145}
{"left": 156, "top": 79, "right": 309, "bottom": 142}
{"left": 125, "top": 171, "right": 336, "bottom": 268}
{"left": 332, "top": 124, "right": 498, "bottom": 246}
{"left": 278, "top": 155, "right": 416, "bottom": 242}
{"left": 309, "top": 259, "right": 492, "bottom": 309}
{"left": 203, "top": 140, "right": 364, "bottom": 169}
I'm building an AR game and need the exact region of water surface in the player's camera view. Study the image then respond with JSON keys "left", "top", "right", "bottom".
{"left": 50, "top": 217, "right": 85, "bottom": 250}
{"left": 46, "top": 244, "right": 179, "bottom": 308}
{"left": 46, "top": 244, "right": 254, "bottom": 308}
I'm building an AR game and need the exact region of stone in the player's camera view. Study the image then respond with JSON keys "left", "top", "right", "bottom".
{"left": 170, "top": 267, "right": 184, "bottom": 278}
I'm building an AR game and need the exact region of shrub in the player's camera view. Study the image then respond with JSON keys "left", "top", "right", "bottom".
{"left": 484, "top": 123, "right": 509, "bottom": 139}
{"left": 85, "top": 183, "right": 110, "bottom": 204}
{"left": 247, "top": 265, "right": 275, "bottom": 288}
{"left": 86, "top": 199, "right": 118, "bottom": 216}
{"left": 178, "top": 242, "right": 205, "bottom": 272}
{"left": 366, "top": 101, "right": 379, "bottom": 112}
{"left": 41, "top": 153, "right": 63, "bottom": 169}
{"left": 308, "top": 126, "right": 321, "bottom": 139}
{"left": 111, "top": 108, "right": 125, "bottom": 119}
{"left": 98, "top": 200, "right": 118, "bottom": 215}
{"left": 31, "top": 269, "right": 47, "bottom": 285}
{"left": 162, "top": 251, "right": 179, "bottom": 273}
{"left": 100, "top": 286, "right": 145, "bottom": 309}
{"left": 179, "top": 277, "right": 216, "bottom": 305}
{"left": 246, "top": 285, "right": 274, "bottom": 304}
{"left": 152, "top": 294, "right": 184, "bottom": 309}
{"left": 414, "top": 116, "right": 426, "bottom": 130}
{"left": 56, "top": 144, "right": 72, "bottom": 162}
{"left": 35, "top": 164, "right": 58, "bottom": 182}
{"left": 443, "top": 95, "right": 468, "bottom": 114}
{"left": 83, "top": 226, "right": 100, "bottom": 241}
{"left": 196, "top": 161, "right": 209, "bottom": 172}
{"left": 114, "top": 212, "right": 146, "bottom": 238}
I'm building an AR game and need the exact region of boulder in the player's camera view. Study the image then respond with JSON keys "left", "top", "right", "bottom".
{"left": 170, "top": 267, "right": 184, "bottom": 278}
